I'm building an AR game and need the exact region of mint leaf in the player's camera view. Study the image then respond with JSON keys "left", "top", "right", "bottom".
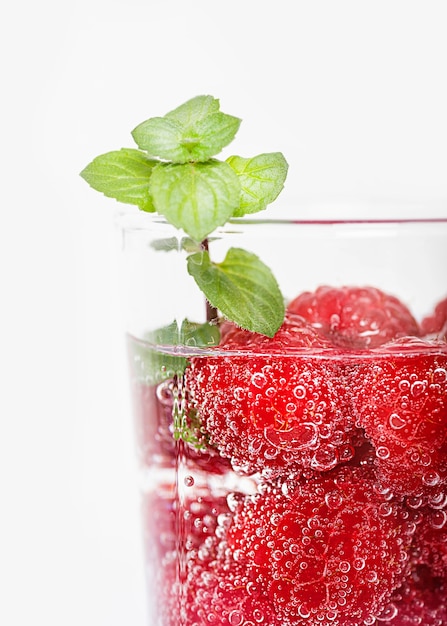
{"left": 165, "top": 95, "right": 220, "bottom": 124}
{"left": 130, "top": 320, "right": 220, "bottom": 385}
{"left": 150, "top": 161, "right": 240, "bottom": 242}
{"left": 187, "top": 248, "right": 285, "bottom": 337}
{"left": 227, "top": 152, "right": 289, "bottom": 216}
{"left": 80, "top": 148, "right": 157, "bottom": 212}
{"left": 131, "top": 117, "right": 190, "bottom": 163}
{"left": 132, "top": 95, "right": 241, "bottom": 163}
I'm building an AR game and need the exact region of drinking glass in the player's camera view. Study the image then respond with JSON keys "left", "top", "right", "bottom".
{"left": 119, "top": 212, "right": 447, "bottom": 625}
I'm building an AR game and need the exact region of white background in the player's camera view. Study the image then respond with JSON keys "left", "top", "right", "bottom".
{"left": 2, "top": 1, "right": 447, "bottom": 624}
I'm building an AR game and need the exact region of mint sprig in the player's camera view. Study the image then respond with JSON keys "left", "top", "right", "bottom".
{"left": 80, "top": 95, "right": 289, "bottom": 337}
{"left": 187, "top": 248, "right": 284, "bottom": 337}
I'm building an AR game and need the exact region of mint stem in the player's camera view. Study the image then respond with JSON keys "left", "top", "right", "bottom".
{"left": 202, "top": 238, "right": 219, "bottom": 324}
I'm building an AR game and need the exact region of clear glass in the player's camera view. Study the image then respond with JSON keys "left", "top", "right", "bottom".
{"left": 119, "top": 213, "right": 447, "bottom": 626}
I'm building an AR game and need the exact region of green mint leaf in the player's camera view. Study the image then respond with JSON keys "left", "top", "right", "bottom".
{"left": 131, "top": 117, "right": 189, "bottom": 163}
{"left": 80, "top": 148, "right": 157, "bottom": 212}
{"left": 150, "top": 161, "right": 240, "bottom": 242}
{"left": 226, "top": 152, "right": 289, "bottom": 217}
{"left": 165, "top": 95, "right": 220, "bottom": 124}
{"left": 130, "top": 320, "right": 220, "bottom": 385}
{"left": 187, "top": 248, "right": 285, "bottom": 337}
{"left": 131, "top": 95, "right": 241, "bottom": 163}
{"left": 173, "top": 405, "right": 208, "bottom": 451}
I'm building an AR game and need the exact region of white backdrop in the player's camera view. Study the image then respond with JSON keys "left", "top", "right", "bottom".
{"left": 2, "top": 1, "right": 447, "bottom": 625}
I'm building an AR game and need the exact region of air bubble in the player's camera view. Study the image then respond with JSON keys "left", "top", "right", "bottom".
{"left": 428, "top": 491, "right": 447, "bottom": 509}
{"left": 227, "top": 492, "right": 245, "bottom": 512}
{"left": 251, "top": 373, "right": 267, "bottom": 389}
{"left": 434, "top": 368, "right": 447, "bottom": 384}
{"left": 353, "top": 558, "right": 365, "bottom": 570}
{"left": 423, "top": 471, "right": 440, "bottom": 486}
{"left": 410, "top": 380, "right": 426, "bottom": 398}
{"left": 311, "top": 446, "right": 338, "bottom": 471}
{"left": 233, "top": 387, "right": 246, "bottom": 401}
{"left": 429, "top": 510, "right": 447, "bottom": 529}
{"left": 365, "top": 570, "right": 378, "bottom": 583}
{"left": 293, "top": 385, "right": 306, "bottom": 400}
{"left": 376, "top": 446, "right": 390, "bottom": 460}
{"left": 246, "top": 581, "right": 258, "bottom": 595}
{"left": 252, "top": 608, "right": 264, "bottom": 623}
{"left": 298, "top": 604, "right": 311, "bottom": 618}
{"left": 156, "top": 381, "right": 174, "bottom": 405}
{"left": 339, "top": 561, "right": 350, "bottom": 573}
{"left": 378, "top": 502, "right": 393, "bottom": 517}
{"left": 184, "top": 475, "right": 194, "bottom": 487}
{"left": 377, "top": 603, "right": 398, "bottom": 621}
{"left": 389, "top": 413, "right": 406, "bottom": 429}
{"left": 420, "top": 453, "right": 432, "bottom": 467}
{"left": 228, "top": 610, "right": 244, "bottom": 626}
{"left": 325, "top": 490, "right": 343, "bottom": 509}
{"left": 398, "top": 379, "right": 410, "bottom": 392}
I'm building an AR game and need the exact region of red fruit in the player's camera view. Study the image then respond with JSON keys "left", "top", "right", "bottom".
{"left": 421, "top": 296, "right": 447, "bottom": 339}
{"left": 288, "top": 285, "right": 420, "bottom": 349}
{"left": 145, "top": 490, "right": 234, "bottom": 625}
{"left": 163, "top": 534, "right": 279, "bottom": 626}
{"left": 185, "top": 315, "right": 362, "bottom": 477}
{"left": 377, "top": 566, "right": 447, "bottom": 625}
{"left": 227, "top": 466, "right": 415, "bottom": 625}
{"left": 350, "top": 338, "right": 447, "bottom": 496}
{"left": 411, "top": 505, "right": 447, "bottom": 578}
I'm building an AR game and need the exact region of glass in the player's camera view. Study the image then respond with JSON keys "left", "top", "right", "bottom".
{"left": 119, "top": 213, "right": 447, "bottom": 625}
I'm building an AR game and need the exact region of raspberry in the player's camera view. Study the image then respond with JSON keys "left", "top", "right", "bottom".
{"left": 185, "top": 315, "right": 362, "bottom": 477}
{"left": 411, "top": 505, "right": 447, "bottom": 578}
{"left": 227, "top": 466, "right": 415, "bottom": 625}
{"left": 145, "top": 490, "right": 234, "bottom": 625}
{"left": 421, "top": 296, "right": 447, "bottom": 340}
{"left": 377, "top": 566, "right": 447, "bottom": 625}
{"left": 350, "top": 338, "right": 447, "bottom": 496}
{"left": 179, "top": 539, "right": 279, "bottom": 626}
{"left": 288, "top": 285, "right": 420, "bottom": 349}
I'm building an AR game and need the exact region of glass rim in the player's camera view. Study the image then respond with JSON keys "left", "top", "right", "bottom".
{"left": 115, "top": 208, "right": 447, "bottom": 232}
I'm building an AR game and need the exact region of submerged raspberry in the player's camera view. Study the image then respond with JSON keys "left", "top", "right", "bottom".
{"left": 288, "top": 285, "right": 419, "bottom": 349}
{"left": 378, "top": 566, "right": 447, "bottom": 625}
{"left": 350, "top": 339, "right": 447, "bottom": 496}
{"left": 227, "top": 466, "right": 415, "bottom": 625}
{"left": 411, "top": 504, "right": 447, "bottom": 578}
{"left": 166, "top": 536, "right": 279, "bottom": 626}
{"left": 185, "top": 316, "right": 361, "bottom": 477}
{"left": 421, "top": 296, "right": 447, "bottom": 340}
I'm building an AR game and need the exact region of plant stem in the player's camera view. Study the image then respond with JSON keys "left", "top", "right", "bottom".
{"left": 201, "top": 238, "right": 219, "bottom": 323}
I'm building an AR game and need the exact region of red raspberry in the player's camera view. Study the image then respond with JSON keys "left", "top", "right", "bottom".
{"left": 185, "top": 315, "right": 362, "bottom": 477}
{"left": 227, "top": 466, "right": 415, "bottom": 625}
{"left": 288, "top": 285, "right": 420, "bottom": 349}
{"left": 421, "top": 296, "right": 447, "bottom": 339}
{"left": 350, "top": 338, "right": 447, "bottom": 496}
{"left": 180, "top": 539, "right": 280, "bottom": 626}
{"left": 145, "top": 490, "right": 235, "bottom": 625}
{"left": 377, "top": 566, "right": 447, "bottom": 625}
{"left": 411, "top": 505, "right": 447, "bottom": 578}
